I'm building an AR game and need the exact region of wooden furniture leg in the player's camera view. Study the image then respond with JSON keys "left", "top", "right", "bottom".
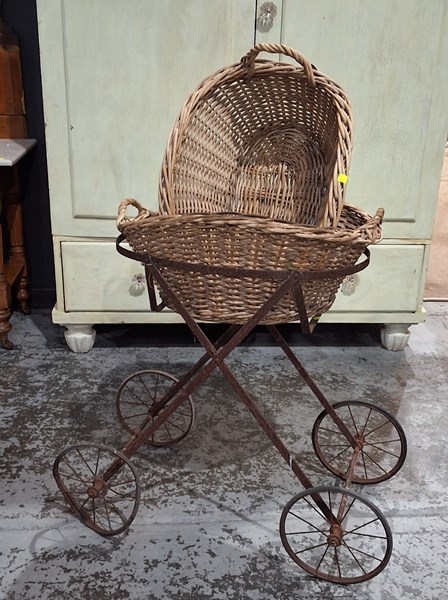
{"left": 0, "top": 158, "right": 32, "bottom": 350}
{"left": 0, "top": 203, "right": 13, "bottom": 349}
{"left": 5, "top": 165, "right": 30, "bottom": 314}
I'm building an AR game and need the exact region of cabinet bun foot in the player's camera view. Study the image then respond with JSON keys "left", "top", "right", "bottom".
{"left": 380, "top": 324, "right": 411, "bottom": 351}
{"left": 64, "top": 325, "right": 96, "bottom": 353}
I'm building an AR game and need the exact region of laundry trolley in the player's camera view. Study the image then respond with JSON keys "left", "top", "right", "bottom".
{"left": 53, "top": 44, "right": 407, "bottom": 584}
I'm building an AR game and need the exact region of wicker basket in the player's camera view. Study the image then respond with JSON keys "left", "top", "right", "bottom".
{"left": 117, "top": 200, "right": 383, "bottom": 325}
{"left": 159, "top": 43, "right": 353, "bottom": 228}
{"left": 117, "top": 44, "right": 382, "bottom": 326}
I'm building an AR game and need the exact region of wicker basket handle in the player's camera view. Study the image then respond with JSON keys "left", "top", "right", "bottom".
{"left": 242, "top": 43, "right": 316, "bottom": 86}
{"left": 358, "top": 208, "right": 384, "bottom": 242}
{"left": 116, "top": 198, "right": 154, "bottom": 230}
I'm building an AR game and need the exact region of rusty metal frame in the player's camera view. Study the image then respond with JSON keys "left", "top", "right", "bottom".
{"left": 116, "top": 237, "right": 371, "bottom": 521}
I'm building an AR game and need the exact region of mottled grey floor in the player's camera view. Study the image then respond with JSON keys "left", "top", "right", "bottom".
{"left": 1, "top": 306, "right": 448, "bottom": 599}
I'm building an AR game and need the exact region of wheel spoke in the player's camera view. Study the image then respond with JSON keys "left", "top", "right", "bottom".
{"left": 326, "top": 443, "right": 351, "bottom": 465}
{"left": 106, "top": 482, "right": 138, "bottom": 498}
{"left": 334, "top": 546, "right": 342, "bottom": 579}
{"left": 164, "top": 417, "right": 188, "bottom": 434}
{"left": 153, "top": 373, "right": 160, "bottom": 402}
{"left": 341, "top": 496, "right": 357, "bottom": 523}
{"left": 94, "top": 448, "right": 101, "bottom": 478}
{"left": 92, "top": 498, "right": 97, "bottom": 526}
{"left": 359, "top": 408, "right": 373, "bottom": 437}
{"left": 103, "top": 498, "right": 113, "bottom": 530}
{"left": 65, "top": 487, "right": 88, "bottom": 496}
{"left": 342, "top": 542, "right": 383, "bottom": 563}
{"left": 59, "top": 469, "right": 88, "bottom": 484}
{"left": 163, "top": 421, "right": 174, "bottom": 440}
{"left": 78, "top": 495, "right": 91, "bottom": 512}
{"left": 345, "top": 516, "right": 380, "bottom": 535}
{"left": 361, "top": 450, "right": 389, "bottom": 474}
{"left": 121, "top": 400, "right": 150, "bottom": 408}
{"left": 346, "top": 531, "right": 388, "bottom": 540}
{"left": 126, "top": 385, "right": 152, "bottom": 408}
{"left": 315, "top": 543, "right": 331, "bottom": 572}
{"left": 286, "top": 530, "right": 323, "bottom": 536}
{"left": 347, "top": 405, "right": 361, "bottom": 437}
{"left": 318, "top": 426, "right": 347, "bottom": 437}
{"left": 317, "top": 442, "right": 351, "bottom": 448}
{"left": 107, "top": 477, "right": 138, "bottom": 487}
{"left": 75, "top": 449, "right": 96, "bottom": 477}
{"left": 288, "top": 511, "right": 328, "bottom": 534}
{"left": 171, "top": 409, "right": 192, "bottom": 417}
{"left": 341, "top": 539, "right": 367, "bottom": 574}
{"left": 103, "top": 495, "right": 135, "bottom": 508}
{"left": 367, "top": 437, "right": 402, "bottom": 444}
{"left": 123, "top": 409, "right": 149, "bottom": 420}
{"left": 363, "top": 420, "right": 390, "bottom": 438}
{"left": 295, "top": 541, "right": 329, "bottom": 555}
{"left": 140, "top": 375, "right": 156, "bottom": 402}
{"left": 365, "top": 442, "right": 401, "bottom": 459}
{"left": 302, "top": 496, "right": 331, "bottom": 524}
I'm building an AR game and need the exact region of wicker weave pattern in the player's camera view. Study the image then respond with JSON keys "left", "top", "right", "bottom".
{"left": 118, "top": 203, "right": 383, "bottom": 325}
{"left": 159, "top": 44, "right": 353, "bottom": 228}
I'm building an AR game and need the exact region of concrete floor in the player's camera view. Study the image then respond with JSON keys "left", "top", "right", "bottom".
{"left": 1, "top": 306, "right": 448, "bottom": 599}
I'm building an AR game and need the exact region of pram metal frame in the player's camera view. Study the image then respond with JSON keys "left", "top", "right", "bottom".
{"left": 115, "top": 239, "right": 372, "bottom": 486}
{"left": 52, "top": 238, "right": 407, "bottom": 585}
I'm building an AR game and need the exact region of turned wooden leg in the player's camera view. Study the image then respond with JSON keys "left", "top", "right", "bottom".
{"left": 0, "top": 214, "right": 13, "bottom": 349}
{"left": 5, "top": 170, "right": 30, "bottom": 314}
{"left": 0, "top": 312, "right": 13, "bottom": 349}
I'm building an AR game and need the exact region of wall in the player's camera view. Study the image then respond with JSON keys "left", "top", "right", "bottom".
{"left": 2, "top": 0, "right": 55, "bottom": 308}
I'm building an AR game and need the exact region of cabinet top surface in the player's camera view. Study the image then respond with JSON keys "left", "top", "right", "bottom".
{"left": 0, "top": 139, "right": 37, "bottom": 167}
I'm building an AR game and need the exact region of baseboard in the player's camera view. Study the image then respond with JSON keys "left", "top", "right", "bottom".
{"left": 28, "top": 288, "right": 57, "bottom": 309}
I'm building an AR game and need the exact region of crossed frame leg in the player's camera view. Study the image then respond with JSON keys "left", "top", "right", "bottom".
{"left": 122, "top": 261, "right": 363, "bottom": 521}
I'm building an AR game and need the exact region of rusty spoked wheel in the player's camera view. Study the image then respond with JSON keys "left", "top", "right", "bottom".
{"left": 116, "top": 370, "right": 195, "bottom": 447}
{"left": 312, "top": 401, "right": 407, "bottom": 484}
{"left": 53, "top": 444, "right": 141, "bottom": 536}
{"left": 280, "top": 486, "right": 393, "bottom": 584}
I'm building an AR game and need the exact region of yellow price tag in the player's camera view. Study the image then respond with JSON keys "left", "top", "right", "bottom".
{"left": 338, "top": 173, "right": 348, "bottom": 184}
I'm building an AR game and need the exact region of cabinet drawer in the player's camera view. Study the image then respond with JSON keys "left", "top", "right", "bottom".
{"left": 61, "top": 241, "right": 153, "bottom": 312}
{"left": 61, "top": 241, "right": 425, "bottom": 315}
{"left": 330, "top": 244, "right": 425, "bottom": 313}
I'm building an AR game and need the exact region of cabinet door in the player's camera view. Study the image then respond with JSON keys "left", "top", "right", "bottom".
{"left": 37, "top": 0, "right": 256, "bottom": 238}
{"left": 256, "top": 0, "right": 448, "bottom": 240}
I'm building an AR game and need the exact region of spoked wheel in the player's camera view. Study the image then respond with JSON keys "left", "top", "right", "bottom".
{"left": 53, "top": 444, "right": 141, "bottom": 536}
{"left": 312, "top": 400, "right": 407, "bottom": 484}
{"left": 116, "top": 370, "right": 195, "bottom": 447}
{"left": 280, "top": 485, "right": 393, "bottom": 584}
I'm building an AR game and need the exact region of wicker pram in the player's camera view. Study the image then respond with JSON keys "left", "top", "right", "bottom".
{"left": 53, "top": 45, "right": 406, "bottom": 585}
{"left": 117, "top": 44, "right": 383, "bottom": 327}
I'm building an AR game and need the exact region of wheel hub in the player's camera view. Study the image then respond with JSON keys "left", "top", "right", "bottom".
{"left": 327, "top": 523, "right": 343, "bottom": 547}
{"left": 87, "top": 478, "right": 105, "bottom": 498}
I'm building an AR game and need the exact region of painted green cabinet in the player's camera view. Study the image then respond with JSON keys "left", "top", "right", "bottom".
{"left": 37, "top": 0, "right": 448, "bottom": 351}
